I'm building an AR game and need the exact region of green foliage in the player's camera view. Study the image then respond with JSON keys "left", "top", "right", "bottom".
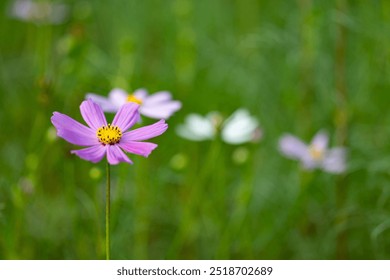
{"left": 1, "top": 0, "right": 390, "bottom": 259}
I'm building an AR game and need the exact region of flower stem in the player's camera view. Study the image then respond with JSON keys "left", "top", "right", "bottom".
{"left": 106, "top": 161, "right": 111, "bottom": 260}
{"left": 334, "top": 0, "right": 349, "bottom": 259}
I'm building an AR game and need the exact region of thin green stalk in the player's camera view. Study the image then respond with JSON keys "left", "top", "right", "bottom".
{"left": 106, "top": 161, "right": 111, "bottom": 260}
{"left": 334, "top": 0, "right": 348, "bottom": 259}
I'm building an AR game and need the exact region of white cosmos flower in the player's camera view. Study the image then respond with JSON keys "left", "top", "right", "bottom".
{"left": 176, "top": 109, "right": 261, "bottom": 145}
{"left": 86, "top": 88, "right": 182, "bottom": 119}
{"left": 278, "top": 130, "right": 346, "bottom": 174}
{"left": 9, "top": 0, "right": 69, "bottom": 25}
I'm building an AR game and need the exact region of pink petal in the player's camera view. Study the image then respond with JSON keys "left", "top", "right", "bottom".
{"left": 140, "top": 101, "right": 182, "bottom": 119}
{"left": 71, "top": 145, "right": 106, "bottom": 163}
{"left": 122, "top": 119, "right": 168, "bottom": 141}
{"left": 86, "top": 93, "right": 118, "bottom": 113}
{"left": 51, "top": 112, "right": 98, "bottom": 146}
{"left": 278, "top": 134, "right": 308, "bottom": 160}
{"left": 108, "top": 88, "right": 128, "bottom": 107}
{"left": 143, "top": 91, "right": 172, "bottom": 104}
{"left": 119, "top": 141, "right": 157, "bottom": 157}
{"left": 133, "top": 88, "right": 148, "bottom": 100}
{"left": 80, "top": 99, "right": 107, "bottom": 130}
{"left": 322, "top": 148, "right": 346, "bottom": 174}
{"left": 311, "top": 130, "right": 328, "bottom": 150}
{"left": 111, "top": 102, "right": 140, "bottom": 131}
{"left": 106, "top": 145, "right": 132, "bottom": 165}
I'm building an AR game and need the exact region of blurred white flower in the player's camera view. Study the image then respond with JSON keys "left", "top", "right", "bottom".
{"left": 278, "top": 130, "right": 346, "bottom": 174}
{"left": 176, "top": 111, "right": 220, "bottom": 141}
{"left": 9, "top": 0, "right": 69, "bottom": 25}
{"left": 177, "top": 109, "right": 261, "bottom": 145}
{"left": 221, "top": 109, "right": 261, "bottom": 144}
{"left": 86, "top": 88, "right": 182, "bottom": 119}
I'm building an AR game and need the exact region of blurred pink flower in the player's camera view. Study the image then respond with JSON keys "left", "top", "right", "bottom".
{"left": 9, "top": 0, "right": 69, "bottom": 24}
{"left": 278, "top": 130, "right": 346, "bottom": 173}
{"left": 86, "top": 88, "right": 181, "bottom": 119}
{"left": 51, "top": 99, "right": 168, "bottom": 165}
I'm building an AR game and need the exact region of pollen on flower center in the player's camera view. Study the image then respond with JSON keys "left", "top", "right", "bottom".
{"left": 97, "top": 124, "right": 122, "bottom": 145}
{"left": 309, "top": 145, "right": 324, "bottom": 160}
{"left": 127, "top": 94, "right": 143, "bottom": 105}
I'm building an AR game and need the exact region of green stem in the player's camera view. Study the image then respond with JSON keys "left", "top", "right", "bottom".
{"left": 106, "top": 161, "right": 111, "bottom": 260}
{"left": 334, "top": 0, "right": 348, "bottom": 259}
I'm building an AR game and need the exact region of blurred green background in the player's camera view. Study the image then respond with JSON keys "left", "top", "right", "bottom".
{"left": 1, "top": 0, "right": 390, "bottom": 259}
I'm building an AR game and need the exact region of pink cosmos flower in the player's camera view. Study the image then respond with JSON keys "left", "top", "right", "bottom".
{"left": 51, "top": 99, "right": 168, "bottom": 165}
{"left": 278, "top": 130, "right": 346, "bottom": 174}
{"left": 86, "top": 88, "right": 182, "bottom": 119}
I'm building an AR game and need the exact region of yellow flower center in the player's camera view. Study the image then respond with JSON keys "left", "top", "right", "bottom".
{"left": 97, "top": 124, "right": 122, "bottom": 145}
{"left": 309, "top": 145, "right": 324, "bottom": 160}
{"left": 127, "top": 94, "right": 143, "bottom": 105}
